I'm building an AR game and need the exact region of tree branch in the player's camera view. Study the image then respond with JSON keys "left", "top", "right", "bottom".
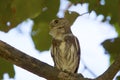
{"left": 95, "top": 54, "right": 120, "bottom": 80}
{"left": 0, "top": 40, "right": 120, "bottom": 80}
{"left": 0, "top": 40, "right": 60, "bottom": 80}
{"left": 0, "top": 40, "right": 85, "bottom": 80}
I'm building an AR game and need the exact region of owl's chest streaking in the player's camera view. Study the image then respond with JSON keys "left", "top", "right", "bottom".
{"left": 59, "top": 41, "right": 66, "bottom": 56}
{"left": 52, "top": 39, "right": 71, "bottom": 68}
{"left": 51, "top": 35, "right": 79, "bottom": 73}
{"left": 52, "top": 39, "right": 69, "bottom": 57}
{"left": 52, "top": 36, "right": 73, "bottom": 58}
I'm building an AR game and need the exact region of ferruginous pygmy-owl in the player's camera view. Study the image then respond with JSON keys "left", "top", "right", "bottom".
{"left": 49, "top": 18, "right": 80, "bottom": 73}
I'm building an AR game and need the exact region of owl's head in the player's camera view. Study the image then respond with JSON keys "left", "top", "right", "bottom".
{"left": 50, "top": 18, "right": 70, "bottom": 29}
{"left": 49, "top": 18, "right": 71, "bottom": 39}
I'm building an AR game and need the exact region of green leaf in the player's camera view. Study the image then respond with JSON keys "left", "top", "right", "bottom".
{"left": 64, "top": 11, "right": 79, "bottom": 25}
{"left": 0, "top": 0, "right": 45, "bottom": 32}
{"left": 114, "top": 23, "right": 120, "bottom": 36}
{"left": 0, "top": 0, "right": 14, "bottom": 32}
{"left": 0, "top": 58, "right": 15, "bottom": 79}
{"left": 11, "top": 0, "right": 44, "bottom": 18}
{"left": 88, "top": 0, "right": 120, "bottom": 25}
{"left": 31, "top": 0, "right": 60, "bottom": 51}
{"left": 102, "top": 37, "right": 120, "bottom": 63}
{"left": 69, "top": 0, "right": 88, "bottom": 4}
{"left": 31, "top": 22, "right": 52, "bottom": 51}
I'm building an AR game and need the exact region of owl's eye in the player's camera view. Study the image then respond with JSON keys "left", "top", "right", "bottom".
{"left": 54, "top": 19, "right": 59, "bottom": 24}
